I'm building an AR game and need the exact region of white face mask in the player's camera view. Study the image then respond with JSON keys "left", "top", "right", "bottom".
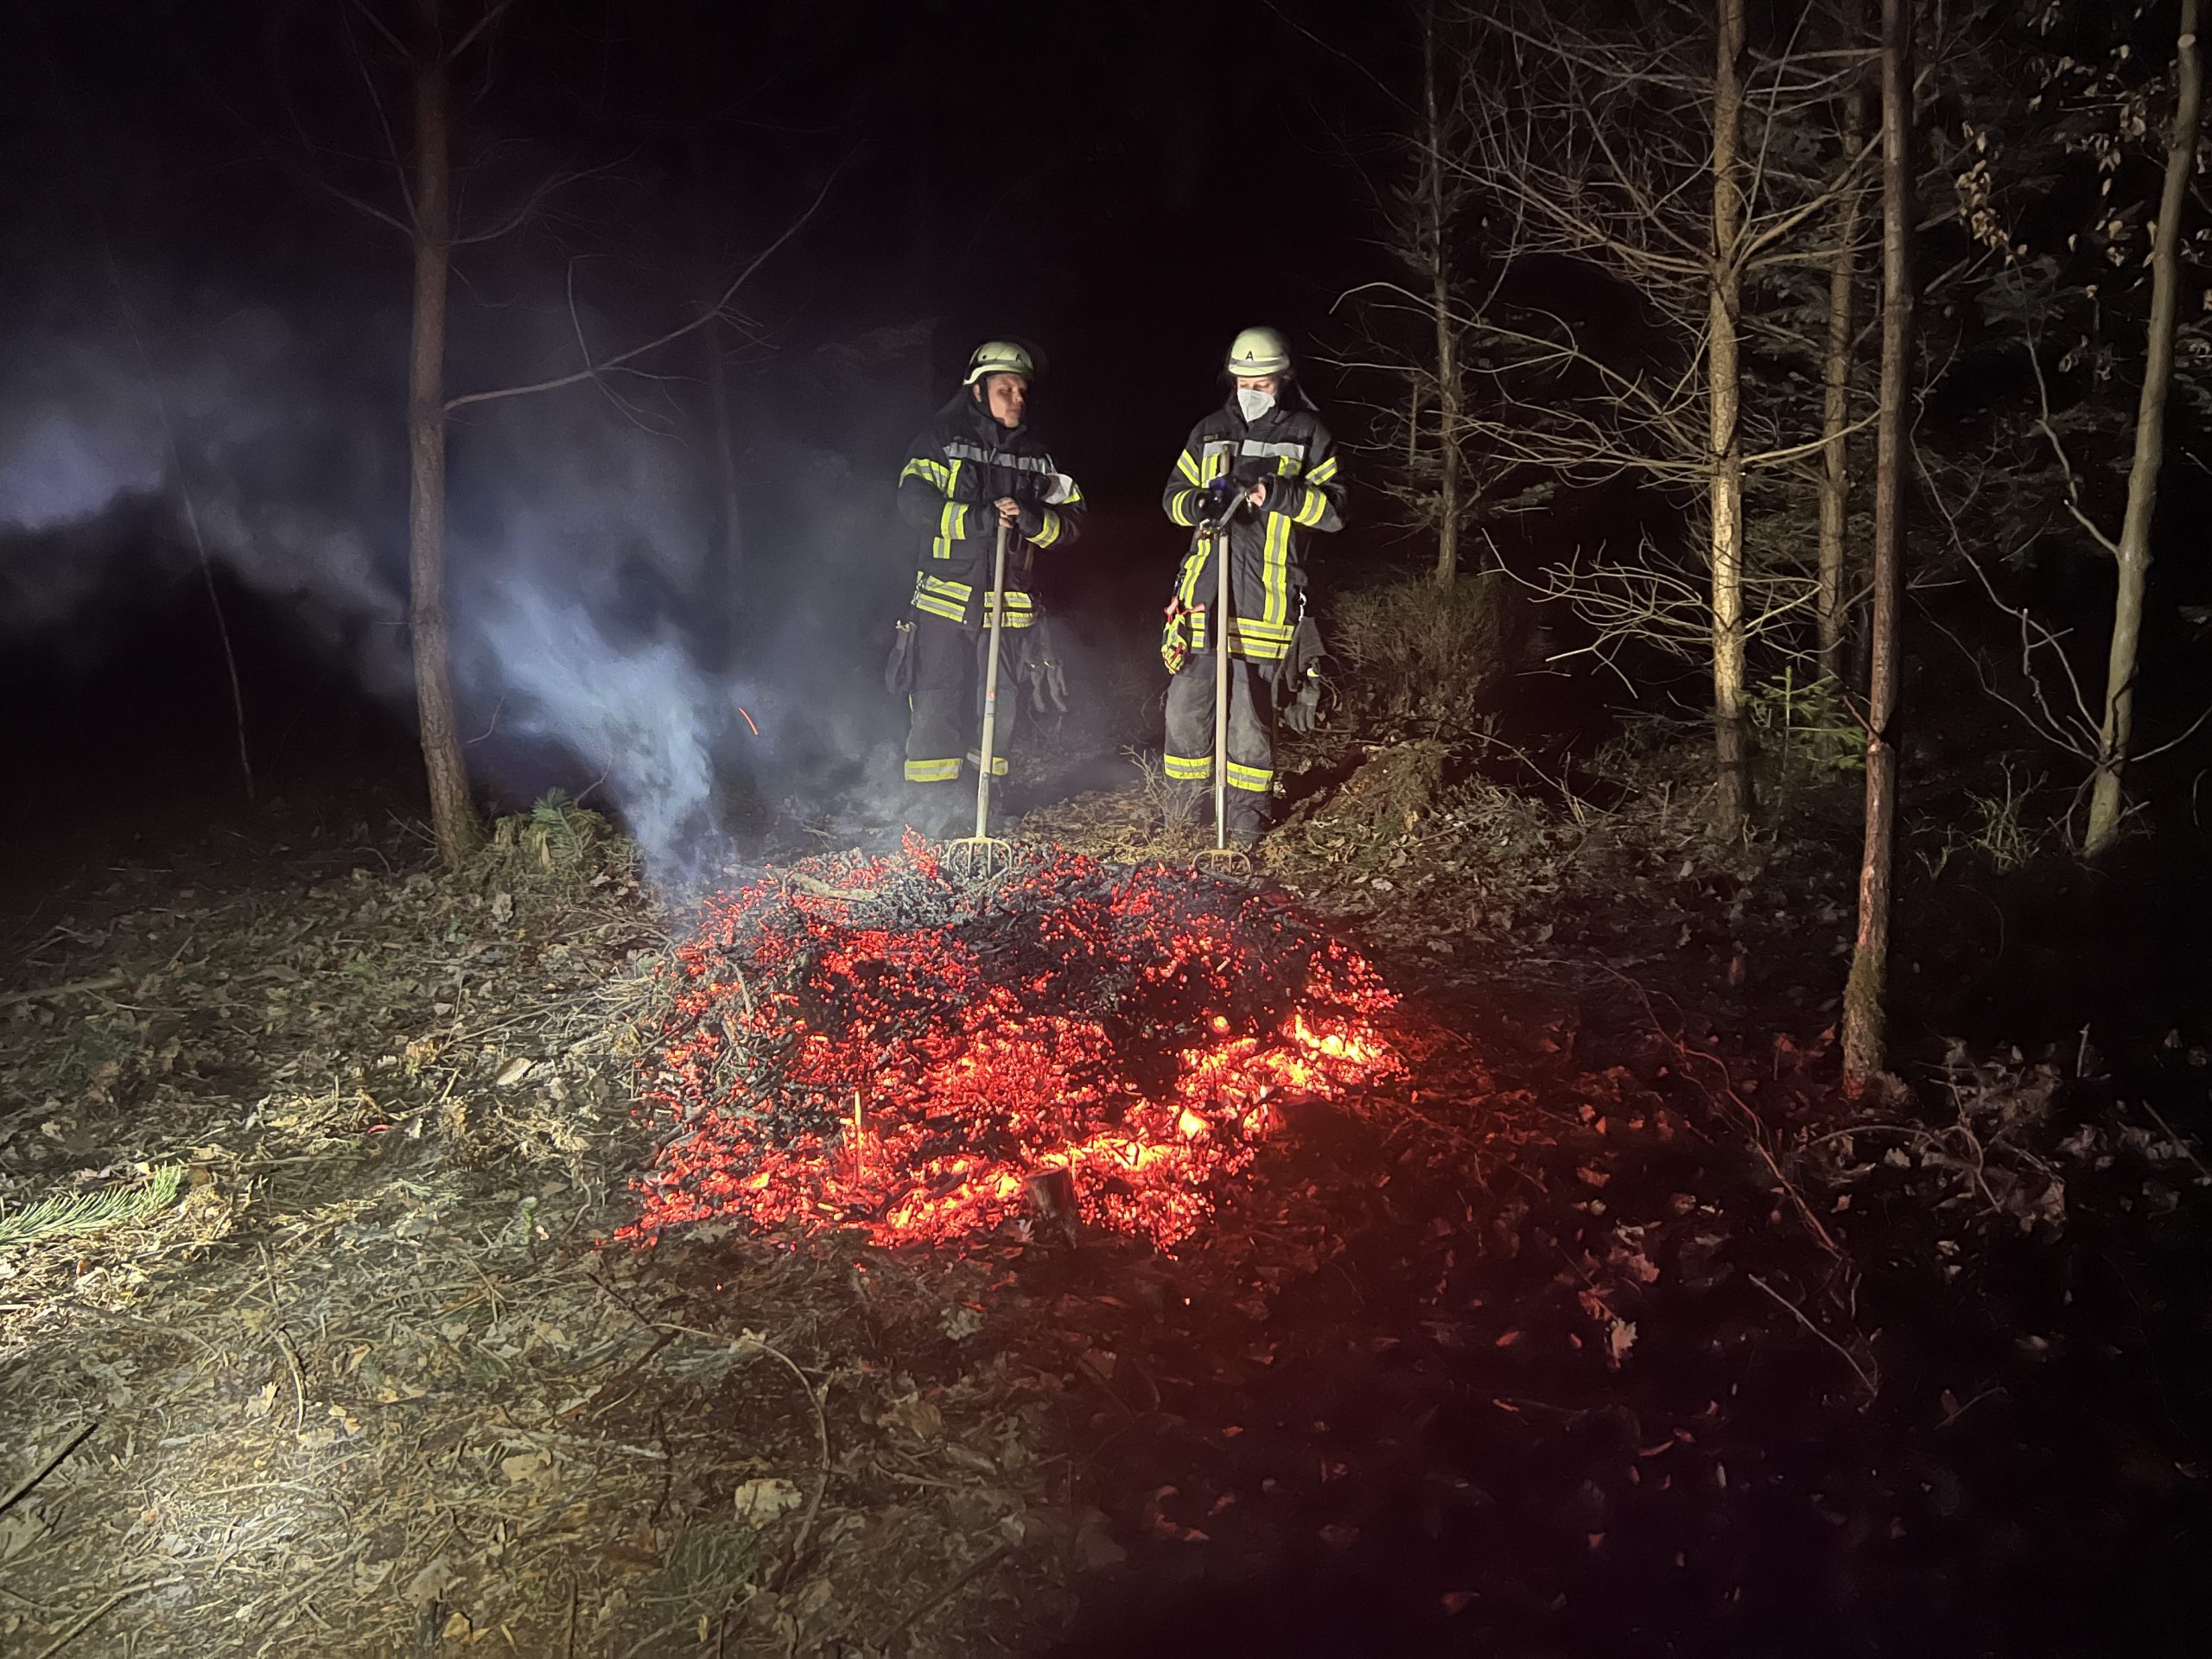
{"left": 1236, "top": 388, "right": 1275, "bottom": 423}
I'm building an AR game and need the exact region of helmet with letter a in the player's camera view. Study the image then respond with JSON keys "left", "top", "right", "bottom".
{"left": 1224, "top": 326, "right": 1294, "bottom": 381}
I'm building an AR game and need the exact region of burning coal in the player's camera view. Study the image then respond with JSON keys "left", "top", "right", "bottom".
{"left": 624, "top": 840, "right": 1402, "bottom": 1249}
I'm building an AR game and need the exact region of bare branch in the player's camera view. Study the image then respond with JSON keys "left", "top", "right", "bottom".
{"left": 452, "top": 157, "right": 629, "bottom": 246}
{"left": 448, "top": 0, "right": 518, "bottom": 63}
{"left": 446, "top": 167, "right": 842, "bottom": 412}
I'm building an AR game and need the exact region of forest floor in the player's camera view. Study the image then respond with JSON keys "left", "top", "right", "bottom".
{"left": 2, "top": 743, "right": 2210, "bottom": 1657}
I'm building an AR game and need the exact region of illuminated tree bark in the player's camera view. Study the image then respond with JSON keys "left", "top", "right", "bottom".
{"left": 1422, "top": 0, "right": 1464, "bottom": 585}
{"left": 1841, "top": 0, "right": 1913, "bottom": 1087}
{"left": 407, "top": 31, "right": 480, "bottom": 869}
{"left": 1817, "top": 2, "right": 1871, "bottom": 683}
{"left": 2083, "top": 0, "right": 2202, "bottom": 855}
{"left": 1708, "top": 0, "right": 1751, "bottom": 836}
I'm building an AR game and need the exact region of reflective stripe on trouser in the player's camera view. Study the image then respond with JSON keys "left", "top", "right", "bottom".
{"left": 903, "top": 608, "right": 1022, "bottom": 793}
{"left": 1163, "top": 652, "right": 1277, "bottom": 836}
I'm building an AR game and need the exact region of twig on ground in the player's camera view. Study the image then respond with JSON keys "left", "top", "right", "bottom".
{"left": 664, "top": 1324, "right": 831, "bottom": 1588}
{"left": 1598, "top": 963, "right": 1844, "bottom": 1257}
{"left": 32, "top": 1576, "right": 184, "bottom": 1659}
{"left": 1749, "top": 1272, "right": 1879, "bottom": 1406}
{"left": 551, "top": 1329, "right": 678, "bottom": 1422}
{"left": 0, "top": 975, "right": 127, "bottom": 1008}
{"left": 0, "top": 1421, "right": 99, "bottom": 1517}
{"left": 872, "top": 1541, "right": 1013, "bottom": 1654}
{"left": 259, "top": 1244, "right": 308, "bottom": 1432}
{"left": 785, "top": 873, "right": 880, "bottom": 903}
{"left": 2139, "top": 1099, "right": 2212, "bottom": 1185}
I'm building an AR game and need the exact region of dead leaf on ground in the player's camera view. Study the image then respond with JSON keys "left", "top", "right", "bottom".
{"left": 732, "top": 1477, "right": 804, "bottom": 1527}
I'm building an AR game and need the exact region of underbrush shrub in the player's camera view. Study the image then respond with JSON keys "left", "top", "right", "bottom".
{"left": 475, "top": 791, "right": 638, "bottom": 898}
{"left": 1745, "top": 668, "right": 1864, "bottom": 783}
{"left": 1307, "top": 740, "right": 1451, "bottom": 857}
{"left": 1328, "top": 568, "right": 1515, "bottom": 731}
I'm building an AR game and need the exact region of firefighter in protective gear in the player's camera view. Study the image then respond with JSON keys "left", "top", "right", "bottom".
{"left": 1159, "top": 327, "right": 1347, "bottom": 845}
{"left": 894, "top": 340, "right": 1084, "bottom": 831}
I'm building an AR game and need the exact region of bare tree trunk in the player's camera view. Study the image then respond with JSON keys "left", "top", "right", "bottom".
{"left": 1708, "top": 0, "right": 1751, "bottom": 836}
{"left": 2084, "top": 0, "right": 2202, "bottom": 855}
{"left": 1817, "top": 5, "right": 1870, "bottom": 682}
{"left": 1842, "top": 0, "right": 1915, "bottom": 1089}
{"left": 409, "top": 37, "right": 479, "bottom": 868}
{"left": 1423, "top": 0, "right": 1463, "bottom": 585}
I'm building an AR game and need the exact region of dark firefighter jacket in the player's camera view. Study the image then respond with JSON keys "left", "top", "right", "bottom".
{"left": 897, "top": 392, "right": 1084, "bottom": 631}
{"left": 1160, "top": 395, "right": 1346, "bottom": 660}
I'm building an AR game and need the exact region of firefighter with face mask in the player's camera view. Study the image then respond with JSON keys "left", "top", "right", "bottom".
{"left": 892, "top": 340, "right": 1084, "bottom": 833}
{"left": 1158, "top": 327, "right": 1347, "bottom": 846}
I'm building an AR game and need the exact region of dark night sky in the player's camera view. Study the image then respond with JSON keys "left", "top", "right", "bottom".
{"left": 1, "top": 0, "right": 1415, "bottom": 855}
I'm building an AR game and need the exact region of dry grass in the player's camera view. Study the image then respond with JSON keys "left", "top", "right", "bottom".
{"left": 0, "top": 804, "right": 1065, "bottom": 1657}
{"left": 1326, "top": 567, "right": 1513, "bottom": 733}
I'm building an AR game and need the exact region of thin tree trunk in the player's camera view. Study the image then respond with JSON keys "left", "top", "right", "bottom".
{"left": 1709, "top": 0, "right": 1751, "bottom": 835}
{"left": 2084, "top": 0, "right": 2202, "bottom": 855}
{"left": 1817, "top": 5, "right": 1870, "bottom": 682}
{"left": 409, "top": 37, "right": 479, "bottom": 868}
{"left": 1841, "top": 0, "right": 1915, "bottom": 1089}
{"left": 1424, "top": 0, "right": 1462, "bottom": 585}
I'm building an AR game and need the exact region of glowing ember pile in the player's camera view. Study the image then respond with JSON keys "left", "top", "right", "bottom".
{"left": 625, "top": 837, "right": 1400, "bottom": 1249}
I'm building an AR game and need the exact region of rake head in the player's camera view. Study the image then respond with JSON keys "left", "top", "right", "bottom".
{"left": 942, "top": 834, "right": 1018, "bottom": 880}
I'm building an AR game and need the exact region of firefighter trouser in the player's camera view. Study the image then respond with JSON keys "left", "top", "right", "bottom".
{"left": 904, "top": 609, "right": 1021, "bottom": 823}
{"left": 1163, "top": 652, "right": 1276, "bottom": 838}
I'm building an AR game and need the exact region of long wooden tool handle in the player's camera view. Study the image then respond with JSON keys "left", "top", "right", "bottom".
{"left": 1213, "top": 518, "right": 1230, "bottom": 851}
{"left": 975, "top": 518, "right": 1012, "bottom": 838}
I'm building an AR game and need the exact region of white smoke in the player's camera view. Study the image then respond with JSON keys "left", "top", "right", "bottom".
{"left": 474, "top": 582, "right": 757, "bottom": 884}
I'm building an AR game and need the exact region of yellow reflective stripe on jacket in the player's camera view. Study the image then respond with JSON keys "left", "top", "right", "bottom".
{"left": 1226, "top": 760, "right": 1273, "bottom": 793}
{"left": 900, "top": 456, "right": 952, "bottom": 492}
{"left": 912, "top": 575, "right": 1036, "bottom": 628}
{"left": 1166, "top": 489, "right": 1201, "bottom": 527}
{"left": 1307, "top": 454, "right": 1339, "bottom": 486}
{"left": 1162, "top": 752, "right": 1211, "bottom": 782}
{"left": 905, "top": 757, "right": 963, "bottom": 783}
{"left": 1181, "top": 610, "right": 1290, "bottom": 659}
{"left": 1232, "top": 616, "right": 1294, "bottom": 660}
{"left": 912, "top": 572, "right": 971, "bottom": 622}
{"left": 1032, "top": 507, "right": 1065, "bottom": 549}
{"left": 963, "top": 749, "right": 1010, "bottom": 778}
{"left": 1262, "top": 512, "right": 1292, "bottom": 627}
{"left": 1294, "top": 486, "right": 1329, "bottom": 528}
{"left": 1174, "top": 548, "right": 1202, "bottom": 607}
{"left": 1175, "top": 448, "right": 1203, "bottom": 486}
{"left": 930, "top": 499, "right": 968, "bottom": 561}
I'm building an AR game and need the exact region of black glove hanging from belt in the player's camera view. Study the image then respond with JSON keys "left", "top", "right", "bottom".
{"left": 1280, "top": 608, "right": 1328, "bottom": 734}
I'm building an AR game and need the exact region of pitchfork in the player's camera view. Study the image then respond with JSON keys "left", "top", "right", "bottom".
{"left": 945, "top": 516, "right": 1016, "bottom": 880}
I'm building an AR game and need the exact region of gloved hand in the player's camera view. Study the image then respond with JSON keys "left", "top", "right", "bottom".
{"left": 1160, "top": 600, "right": 1192, "bottom": 674}
{"left": 1257, "top": 474, "right": 1304, "bottom": 515}
{"left": 1198, "top": 476, "right": 1240, "bottom": 525}
{"left": 1281, "top": 613, "right": 1326, "bottom": 731}
{"left": 1281, "top": 669, "right": 1324, "bottom": 734}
